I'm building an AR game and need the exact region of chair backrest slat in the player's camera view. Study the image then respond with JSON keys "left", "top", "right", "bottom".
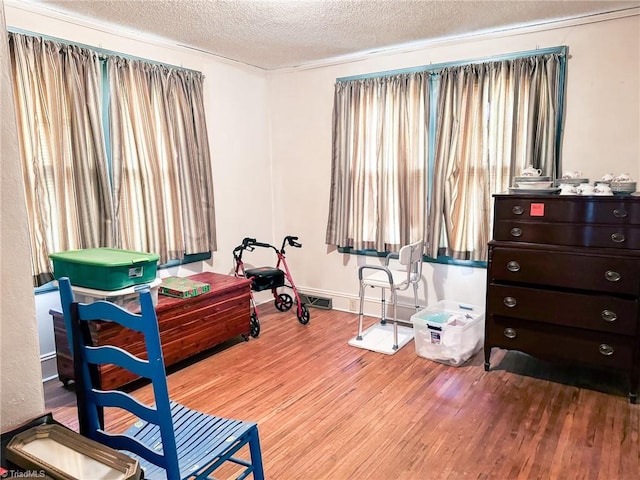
{"left": 58, "top": 277, "right": 182, "bottom": 479}
{"left": 83, "top": 345, "right": 151, "bottom": 380}
{"left": 93, "top": 429, "right": 166, "bottom": 468}
{"left": 89, "top": 390, "right": 160, "bottom": 425}
{"left": 79, "top": 300, "right": 147, "bottom": 333}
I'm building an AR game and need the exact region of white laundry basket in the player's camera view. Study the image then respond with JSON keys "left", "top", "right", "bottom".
{"left": 411, "top": 300, "right": 485, "bottom": 366}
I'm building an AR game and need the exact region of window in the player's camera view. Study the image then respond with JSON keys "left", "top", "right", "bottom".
{"left": 327, "top": 47, "right": 566, "bottom": 264}
{"left": 9, "top": 32, "right": 216, "bottom": 286}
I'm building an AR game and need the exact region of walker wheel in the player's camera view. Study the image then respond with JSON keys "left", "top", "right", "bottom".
{"left": 250, "top": 313, "right": 260, "bottom": 338}
{"left": 297, "top": 304, "right": 310, "bottom": 325}
{"left": 275, "top": 293, "right": 293, "bottom": 311}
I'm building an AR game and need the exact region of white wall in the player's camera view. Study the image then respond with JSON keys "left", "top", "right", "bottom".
{"left": 0, "top": 0, "right": 45, "bottom": 431}
{"left": 268, "top": 12, "right": 640, "bottom": 314}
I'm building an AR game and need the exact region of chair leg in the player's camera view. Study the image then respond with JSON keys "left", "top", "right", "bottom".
{"left": 248, "top": 427, "right": 265, "bottom": 480}
{"left": 380, "top": 287, "right": 387, "bottom": 325}
{"left": 413, "top": 281, "right": 420, "bottom": 312}
{"left": 392, "top": 290, "right": 398, "bottom": 351}
{"left": 357, "top": 281, "right": 366, "bottom": 340}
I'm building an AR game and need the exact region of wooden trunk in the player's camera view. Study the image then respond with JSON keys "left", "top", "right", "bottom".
{"left": 53, "top": 272, "right": 251, "bottom": 390}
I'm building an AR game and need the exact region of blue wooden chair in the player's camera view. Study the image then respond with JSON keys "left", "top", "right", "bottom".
{"left": 58, "top": 277, "right": 265, "bottom": 480}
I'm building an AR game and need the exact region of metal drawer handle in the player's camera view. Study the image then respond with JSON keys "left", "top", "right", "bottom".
{"left": 507, "top": 261, "right": 520, "bottom": 272}
{"left": 503, "top": 296, "right": 517, "bottom": 308}
{"left": 504, "top": 328, "right": 517, "bottom": 339}
{"left": 613, "top": 208, "right": 627, "bottom": 218}
{"left": 611, "top": 233, "right": 625, "bottom": 243}
{"left": 512, "top": 205, "right": 524, "bottom": 215}
{"left": 601, "top": 310, "right": 617, "bottom": 322}
{"left": 605, "top": 270, "right": 621, "bottom": 282}
{"left": 510, "top": 228, "right": 522, "bottom": 237}
{"left": 599, "top": 344, "right": 614, "bottom": 356}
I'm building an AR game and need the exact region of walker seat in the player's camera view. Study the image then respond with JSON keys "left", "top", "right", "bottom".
{"left": 244, "top": 266, "right": 285, "bottom": 292}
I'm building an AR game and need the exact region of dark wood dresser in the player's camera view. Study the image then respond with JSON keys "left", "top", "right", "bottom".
{"left": 53, "top": 272, "right": 251, "bottom": 390}
{"left": 484, "top": 193, "right": 640, "bottom": 403}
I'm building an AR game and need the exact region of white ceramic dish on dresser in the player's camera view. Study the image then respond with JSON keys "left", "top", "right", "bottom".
{"left": 514, "top": 176, "right": 551, "bottom": 183}
{"left": 509, "top": 187, "right": 560, "bottom": 195}
{"left": 611, "top": 181, "right": 637, "bottom": 195}
{"left": 516, "top": 181, "right": 554, "bottom": 189}
{"left": 554, "top": 178, "right": 589, "bottom": 186}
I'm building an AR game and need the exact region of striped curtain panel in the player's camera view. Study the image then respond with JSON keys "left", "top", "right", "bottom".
{"left": 9, "top": 33, "right": 113, "bottom": 286}
{"left": 326, "top": 72, "right": 429, "bottom": 252}
{"left": 108, "top": 58, "right": 216, "bottom": 263}
{"left": 427, "top": 55, "right": 561, "bottom": 261}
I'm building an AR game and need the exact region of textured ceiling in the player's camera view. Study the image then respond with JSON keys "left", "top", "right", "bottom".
{"left": 27, "top": 0, "right": 640, "bottom": 69}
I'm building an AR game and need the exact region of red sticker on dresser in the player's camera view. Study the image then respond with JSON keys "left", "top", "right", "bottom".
{"left": 530, "top": 203, "right": 545, "bottom": 216}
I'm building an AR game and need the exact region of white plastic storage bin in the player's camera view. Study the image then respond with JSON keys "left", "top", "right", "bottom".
{"left": 411, "top": 300, "right": 485, "bottom": 366}
{"left": 65, "top": 277, "right": 162, "bottom": 312}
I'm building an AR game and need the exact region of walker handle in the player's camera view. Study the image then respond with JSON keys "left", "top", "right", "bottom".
{"left": 233, "top": 243, "right": 253, "bottom": 259}
{"left": 242, "top": 237, "right": 257, "bottom": 247}
{"left": 245, "top": 237, "right": 271, "bottom": 249}
{"left": 286, "top": 236, "right": 302, "bottom": 248}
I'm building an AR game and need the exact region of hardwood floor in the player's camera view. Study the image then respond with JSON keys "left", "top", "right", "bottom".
{"left": 45, "top": 304, "right": 639, "bottom": 479}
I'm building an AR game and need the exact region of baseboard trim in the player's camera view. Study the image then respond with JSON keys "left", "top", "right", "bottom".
{"left": 40, "top": 352, "right": 58, "bottom": 383}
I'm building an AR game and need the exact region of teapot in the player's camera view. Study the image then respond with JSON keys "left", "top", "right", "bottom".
{"left": 521, "top": 164, "right": 542, "bottom": 177}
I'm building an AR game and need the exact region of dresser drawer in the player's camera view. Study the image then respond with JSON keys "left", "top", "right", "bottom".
{"left": 493, "top": 221, "right": 640, "bottom": 249}
{"left": 490, "top": 247, "right": 640, "bottom": 295}
{"left": 494, "top": 196, "right": 640, "bottom": 224}
{"left": 487, "top": 316, "right": 634, "bottom": 370}
{"left": 487, "top": 284, "right": 638, "bottom": 335}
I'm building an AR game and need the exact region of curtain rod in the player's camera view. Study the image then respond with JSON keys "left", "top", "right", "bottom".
{"left": 337, "top": 45, "right": 568, "bottom": 83}
{"left": 8, "top": 27, "right": 201, "bottom": 75}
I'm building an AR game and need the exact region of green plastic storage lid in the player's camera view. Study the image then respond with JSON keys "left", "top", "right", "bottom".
{"left": 49, "top": 248, "right": 159, "bottom": 265}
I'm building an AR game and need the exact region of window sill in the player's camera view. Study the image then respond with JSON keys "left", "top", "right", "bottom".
{"left": 337, "top": 247, "right": 486, "bottom": 269}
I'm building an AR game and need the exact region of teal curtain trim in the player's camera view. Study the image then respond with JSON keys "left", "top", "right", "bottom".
{"left": 556, "top": 55, "right": 568, "bottom": 171}
{"left": 427, "top": 74, "right": 438, "bottom": 212}
{"left": 8, "top": 27, "right": 201, "bottom": 74}
{"left": 337, "top": 46, "right": 567, "bottom": 82}
{"left": 337, "top": 247, "right": 486, "bottom": 269}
